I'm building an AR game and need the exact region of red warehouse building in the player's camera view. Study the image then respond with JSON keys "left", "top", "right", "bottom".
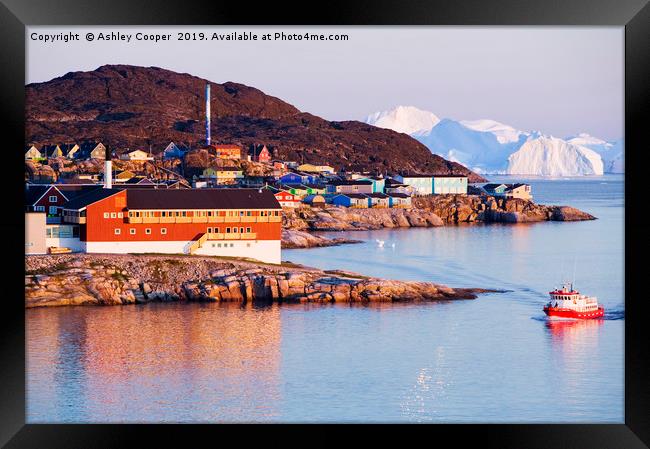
{"left": 61, "top": 188, "right": 282, "bottom": 264}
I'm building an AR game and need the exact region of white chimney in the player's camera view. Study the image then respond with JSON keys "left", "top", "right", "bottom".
{"left": 205, "top": 83, "right": 211, "bottom": 146}
{"left": 104, "top": 146, "right": 112, "bottom": 189}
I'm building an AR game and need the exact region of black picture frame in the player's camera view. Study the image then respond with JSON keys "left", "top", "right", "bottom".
{"left": 1, "top": 0, "right": 648, "bottom": 446}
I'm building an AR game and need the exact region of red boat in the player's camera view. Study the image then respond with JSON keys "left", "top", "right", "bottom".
{"left": 543, "top": 282, "right": 604, "bottom": 319}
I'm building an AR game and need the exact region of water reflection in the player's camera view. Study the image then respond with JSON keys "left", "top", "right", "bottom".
{"left": 544, "top": 318, "right": 604, "bottom": 343}
{"left": 28, "top": 303, "right": 283, "bottom": 423}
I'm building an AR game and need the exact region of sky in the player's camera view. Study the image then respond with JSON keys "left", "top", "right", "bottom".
{"left": 26, "top": 26, "right": 623, "bottom": 141}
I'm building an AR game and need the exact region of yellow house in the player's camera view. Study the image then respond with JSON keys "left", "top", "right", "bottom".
{"left": 114, "top": 170, "right": 136, "bottom": 182}
{"left": 297, "top": 163, "right": 335, "bottom": 174}
{"left": 505, "top": 183, "right": 533, "bottom": 200}
{"left": 120, "top": 149, "right": 153, "bottom": 161}
{"left": 201, "top": 167, "right": 244, "bottom": 185}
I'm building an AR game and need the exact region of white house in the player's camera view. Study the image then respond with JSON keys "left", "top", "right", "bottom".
{"left": 25, "top": 145, "right": 42, "bottom": 160}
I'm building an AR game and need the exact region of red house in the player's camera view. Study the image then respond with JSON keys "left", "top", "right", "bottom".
{"left": 61, "top": 188, "right": 282, "bottom": 264}
{"left": 274, "top": 191, "right": 300, "bottom": 208}
{"left": 25, "top": 185, "right": 69, "bottom": 219}
{"left": 250, "top": 144, "right": 272, "bottom": 163}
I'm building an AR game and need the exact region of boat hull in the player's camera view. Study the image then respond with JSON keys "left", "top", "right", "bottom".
{"left": 543, "top": 306, "right": 604, "bottom": 319}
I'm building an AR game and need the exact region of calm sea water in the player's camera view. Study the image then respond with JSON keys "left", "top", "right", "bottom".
{"left": 27, "top": 175, "right": 624, "bottom": 423}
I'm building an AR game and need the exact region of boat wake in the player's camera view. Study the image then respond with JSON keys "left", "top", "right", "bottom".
{"left": 603, "top": 308, "right": 625, "bottom": 320}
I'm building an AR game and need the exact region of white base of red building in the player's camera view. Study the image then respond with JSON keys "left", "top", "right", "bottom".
{"left": 46, "top": 237, "right": 86, "bottom": 253}
{"left": 83, "top": 240, "right": 281, "bottom": 264}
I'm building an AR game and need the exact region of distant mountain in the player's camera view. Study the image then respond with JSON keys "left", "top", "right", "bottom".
{"left": 25, "top": 65, "right": 485, "bottom": 181}
{"left": 366, "top": 105, "right": 623, "bottom": 175}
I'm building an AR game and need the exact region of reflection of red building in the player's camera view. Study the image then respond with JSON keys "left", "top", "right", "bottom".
{"left": 26, "top": 303, "right": 283, "bottom": 421}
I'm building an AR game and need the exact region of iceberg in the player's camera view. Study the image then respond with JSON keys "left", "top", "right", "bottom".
{"left": 366, "top": 105, "right": 622, "bottom": 175}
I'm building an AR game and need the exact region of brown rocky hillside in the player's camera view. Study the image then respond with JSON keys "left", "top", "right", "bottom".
{"left": 26, "top": 64, "right": 485, "bottom": 182}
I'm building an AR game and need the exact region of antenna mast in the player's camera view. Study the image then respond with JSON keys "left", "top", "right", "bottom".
{"left": 572, "top": 257, "right": 577, "bottom": 290}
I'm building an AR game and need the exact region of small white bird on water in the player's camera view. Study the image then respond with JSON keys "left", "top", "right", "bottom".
{"left": 375, "top": 239, "right": 385, "bottom": 247}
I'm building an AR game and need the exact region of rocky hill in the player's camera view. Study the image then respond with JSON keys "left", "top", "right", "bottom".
{"left": 25, "top": 64, "right": 485, "bottom": 181}
{"left": 282, "top": 195, "right": 595, "bottom": 232}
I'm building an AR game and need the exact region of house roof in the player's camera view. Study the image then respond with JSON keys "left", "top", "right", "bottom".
{"left": 280, "top": 183, "right": 308, "bottom": 190}
{"left": 63, "top": 188, "right": 122, "bottom": 210}
{"left": 399, "top": 173, "right": 467, "bottom": 179}
{"left": 262, "top": 185, "right": 281, "bottom": 193}
{"left": 387, "top": 193, "right": 410, "bottom": 198}
{"left": 124, "top": 177, "right": 154, "bottom": 184}
{"left": 328, "top": 180, "right": 373, "bottom": 186}
{"left": 482, "top": 183, "right": 507, "bottom": 190}
{"left": 25, "top": 185, "right": 51, "bottom": 205}
{"left": 212, "top": 144, "right": 241, "bottom": 151}
{"left": 366, "top": 193, "right": 389, "bottom": 198}
{"left": 115, "top": 169, "right": 135, "bottom": 177}
{"left": 504, "top": 183, "right": 529, "bottom": 191}
{"left": 398, "top": 173, "right": 434, "bottom": 179}
{"left": 126, "top": 188, "right": 280, "bottom": 210}
{"left": 163, "top": 142, "right": 188, "bottom": 154}
{"left": 302, "top": 194, "right": 326, "bottom": 203}
{"left": 56, "top": 184, "right": 103, "bottom": 201}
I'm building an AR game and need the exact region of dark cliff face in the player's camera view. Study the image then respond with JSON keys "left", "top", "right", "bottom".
{"left": 26, "top": 64, "right": 485, "bottom": 182}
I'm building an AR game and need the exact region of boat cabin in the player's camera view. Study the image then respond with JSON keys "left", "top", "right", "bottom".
{"left": 547, "top": 283, "right": 599, "bottom": 312}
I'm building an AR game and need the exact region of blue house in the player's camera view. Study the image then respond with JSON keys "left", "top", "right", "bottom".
{"left": 482, "top": 183, "right": 508, "bottom": 196}
{"left": 278, "top": 172, "right": 302, "bottom": 184}
{"left": 331, "top": 193, "right": 370, "bottom": 208}
{"left": 163, "top": 142, "right": 187, "bottom": 159}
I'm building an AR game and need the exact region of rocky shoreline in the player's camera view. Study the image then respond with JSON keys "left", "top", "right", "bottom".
{"left": 282, "top": 195, "right": 595, "bottom": 235}
{"left": 281, "top": 229, "right": 362, "bottom": 249}
{"left": 25, "top": 254, "right": 493, "bottom": 308}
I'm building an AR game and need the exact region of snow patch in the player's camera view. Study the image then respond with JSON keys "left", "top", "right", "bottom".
{"left": 459, "top": 119, "right": 526, "bottom": 144}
